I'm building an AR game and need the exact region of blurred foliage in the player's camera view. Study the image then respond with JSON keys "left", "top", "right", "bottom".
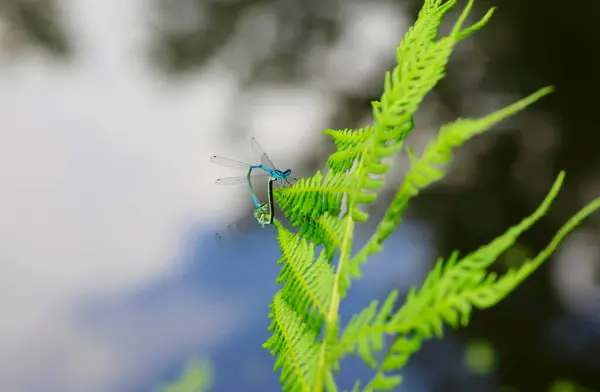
{"left": 549, "top": 379, "right": 596, "bottom": 392}
{"left": 464, "top": 339, "right": 496, "bottom": 375}
{"left": 148, "top": 0, "right": 342, "bottom": 83}
{"left": 156, "top": 359, "right": 213, "bottom": 392}
{"left": 0, "top": 0, "right": 70, "bottom": 57}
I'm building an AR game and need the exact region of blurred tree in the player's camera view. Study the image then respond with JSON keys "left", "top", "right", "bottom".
{"left": 148, "top": 0, "right": 342, "bottom": 84}
{"left": 0, "top": 0, "right": 71, "bottom": 58}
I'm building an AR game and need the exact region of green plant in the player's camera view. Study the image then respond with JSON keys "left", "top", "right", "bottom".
{"left": 156, "top": 359, "right": 213, "bottom": 392}
{"left": 262, "top": 1, "right": 600, "bottom": 391}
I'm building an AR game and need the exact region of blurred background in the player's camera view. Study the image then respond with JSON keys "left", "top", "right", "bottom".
{"left": 1, "top": 0, "right": 599, "bottom": 391}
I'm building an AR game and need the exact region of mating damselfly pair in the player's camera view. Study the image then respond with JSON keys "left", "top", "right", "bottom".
{"left": 211, "top": 137, "right": 295, "bottom": 243}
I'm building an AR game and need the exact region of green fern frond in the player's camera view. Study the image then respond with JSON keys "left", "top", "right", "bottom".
{"left": 263, "top": 222, "right": 340, "bottom": 391}
{"left": 296, "top": 213, "right": 346, "bottom": 261}
{"left": 324, "top": 127, "right": 372, "bottom": 150}
{"left": 328, "top": 3, "right": 540, "bottom": 352}
{"left": 334, "top": 290, "right": 399, "bottom": 369}
{"left": 350, "top": 0, "right": 492, "bottom": 223}
{"left": 307, "top": 2, "right": 498, "bottom": 391}
{"left": 275, "top": 171, "right": 347, "bottom": 223}
{"left": 324, "top": 369, "right": 340, "bottom": 392}
{"left": 264, "top": 292, "right": 321, "bottom": 392}
{"left": 273, "top": 171, "right": 348, "bottom": 261}
{"left": 275, "top": 221, "right": 336, "bottom": 329}
{"left": 352, "top": 85, "right": 555, "bottom": 267}
{"left": 348, "top": 381, "right": 362, "bottom": 392}
{"left": 378, "top": 336, "right": 422, "bottom": 374}
{"left": 327, "top": 146, "right": 364, "bottom": 174}
{"left": 358, "top": 176, "right": 600, "bottom": 390}
{"left": 486, "top": 196, "right": 600, "bottom": 301}
{"left": 391, "top": 171, "right": 567, "bottom": 336}
{"left": 325, "top": 127, "right": 373, "bottom": 173}
{"left": 363, "top": 371, "right": 404, "bottom": 392}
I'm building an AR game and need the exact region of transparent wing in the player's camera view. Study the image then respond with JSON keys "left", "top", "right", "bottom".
{"left": 215, "top": 213, "right": 257, "bottom": 244}
{"left": 273, "top": 177, "right": 296, "bottom": 189}
{"left": 214, "top": 205, "right": 270, "bottom": 245}
{"left": 215, "top": 173, "right": 270, "bottom": 185}
{"left": 249, "top": 137, "right": 277, "bottom": 170}
{"left": 286, "top": 177, "right": 297, "bottom": 187}
{"left": 210, "top": 155, "right": 251, "bottom": 168}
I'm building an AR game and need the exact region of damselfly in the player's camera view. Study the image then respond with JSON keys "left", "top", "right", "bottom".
{"left": 210, "top": 137, "right": 295, "bottom": 195}
{"left": 215, "top": 176, "right": 275, "bottom": 243}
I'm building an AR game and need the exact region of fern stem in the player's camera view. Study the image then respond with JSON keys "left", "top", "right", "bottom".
{"left": 328, "top": 220, "right": 353, "bottom": 324}
{"left": 314, "top": 213, "right": 356, "bottom": 392}
{"left": 313, "top": 153, "right": 364, "bottom": 392}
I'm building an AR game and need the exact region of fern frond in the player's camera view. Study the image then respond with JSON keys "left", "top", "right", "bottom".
{"left": 334, "top": 290, "right": 399, "bottom": 369}
{"left": 274, "top": 171, "right": 349, "bottom": 261}
{"left": 275, "top": 221, "right": 336, "bottom": 329}
{"left": 309, "top": 2, "right": 496, "bottom": 391}
{"left": 295, "top": 213, "right": 346, "bottom": 261}
{"left": 392, "top": 170, "right": 567, "bottom": 336}
{"left": 363, "top": 371, "right": 404, "bottom": 392}
{"left": 325, "top": 127, "right": 373, "bottom": 173}
{"left": 325, "top": 127, "right": 372, "bottom": 149}
{"left": 350, "top": 0, "right": 493, "bottom": 222}
{"left": 263, "top": 222, "right": 339, "bottom": 391}
{"left": 261, "top": 1, "right": 588, "bottom": 391}
{"left": 263, "top": 292, "right": 321, "bottom": 392}
{"left": 482, "top": 195, "right": 600, "bottom": 301}
{"left": 324, "top": 369, "right": 339, "bottom": 392}
{"left": 275, "top": 170, "right": 347, "bottom": 224}
{"left": 357, "top": 176, "right": 600, "bottom": 390}
{"left": 346, "top": 381, "right": 362, "bottom": 392}
{"left": 352, "top": 86, "right": 555, "bottom": 266}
